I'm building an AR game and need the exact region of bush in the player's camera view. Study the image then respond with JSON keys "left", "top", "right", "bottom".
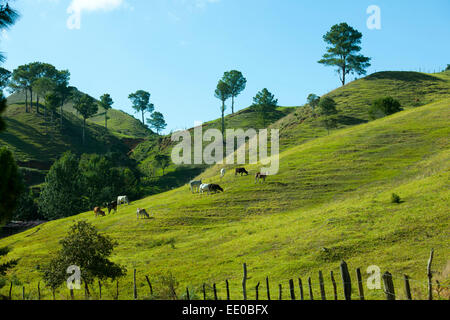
{"left": 0, "top": 147, "right": 24, "bottom": 225}
{"left": 391, "top": 193, "right": 402, "bottom": 204}
{"left": 13, "top": 189, "right": 42, "bottom": 221}
{"left": 446, "top": 64, "right": 450, "bottom": 71}
{"left": 369, "top": 97, "right": 403, "bottom": 120}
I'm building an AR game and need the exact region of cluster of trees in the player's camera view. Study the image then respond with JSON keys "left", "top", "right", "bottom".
{"left": 38, "top": 151, "right": 140, "bottom": 220}
{"left": 214, "top": 70, "right": 247, "bottom": 135}
{"left": 129, "top": 90, "right": 167, "bottom": 134}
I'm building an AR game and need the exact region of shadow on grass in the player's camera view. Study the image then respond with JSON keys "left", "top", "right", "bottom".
{"left": 366, "top": 71, "right": 444, "bottom": 82}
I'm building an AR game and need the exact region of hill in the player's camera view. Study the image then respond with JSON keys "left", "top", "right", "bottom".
{"left": 0, "top": 102, "right": 137, "bottom": 187}
{"left": 275, "top": 71, "right": 450, "bottom": 150}
{"left": 1, "top": 97, "right": 448, "bottom": 300}
{"left": 6, "top": 91, "right": 152, "bottom": 139}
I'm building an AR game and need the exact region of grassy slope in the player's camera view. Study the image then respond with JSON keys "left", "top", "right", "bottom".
{"left": 0, "top": 104, "right": 131, "bottom": 165}
{"left": 1, "top": 98, "right": 448, "bottom": 300}
{"left": 7, "top": 91, "right": 151, "bottom": 139}
{"left": 276, "top": 71, "right": 450, "bottom": 150}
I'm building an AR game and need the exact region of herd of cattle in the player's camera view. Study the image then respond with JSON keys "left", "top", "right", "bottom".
{"left": 93, "top": 195, "right": 152, "bottom": 220}
{"left": 93, "top": 167, "right": 267, "bottom": 219}
{"left": 189, "top": 167, "right": 268, "bottom": 195}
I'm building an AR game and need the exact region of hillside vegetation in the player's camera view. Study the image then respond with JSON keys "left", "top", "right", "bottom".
{"left": 276, "top": 71, "right": 450, "bottom": 150}
{"left": 1, "top": 97, "right": 448, "bottom": 300}
{"left": 7, "top": 91, "right": 151, "bottom": 139}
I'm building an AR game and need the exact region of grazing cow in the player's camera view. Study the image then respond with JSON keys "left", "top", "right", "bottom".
{"left": 117, "top": 196, "right": 130, "bottom": 208}
{"left": 136, "top": 208, "right": 151, "bottom": 219}
{"left": 235, "top": 168, "right": 249, "bottom": 176}
{"left": 200, "top": 183, "right": 210, "bottom": 195}
{"left": 200, "top": 183, "right": 223, "bottom": 195}
{"left": 105, "top": 201, "right": 117, "bottom": 214}
{"left": 220, "top": 168, "right": 226, "bottom": 179}
{"left": 209, "top": 184, "right": 224, "bottom": 194}
{"left": 190, "top": 180, "right": 203, "bottom": 193}
{"left": 255, "top": 172, "right": 267, "bottom": 183}
{"left": 94, "top": 207, "right": 106, "bottom": 217}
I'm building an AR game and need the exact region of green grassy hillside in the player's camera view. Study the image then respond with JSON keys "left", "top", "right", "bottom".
{"left": 0, "top": 103, "right": 134, "bottom": 188}
{"left": 275, "top": 71, "right": 450, "bottom": 150}
{"left": 1, "top": 98, "right": 448, "bottom": 300}
{"left": 7, "top": 91, "right": 152, "bottom": 139}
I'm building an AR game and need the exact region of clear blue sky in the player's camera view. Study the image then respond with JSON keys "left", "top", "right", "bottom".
{"left": 2, "top": 0, "right": 449, "bottom": 133}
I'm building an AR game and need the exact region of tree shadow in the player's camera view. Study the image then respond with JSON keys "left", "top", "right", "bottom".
{"left": 338, "top": 115, "right": 368, "bottom": 126}
{"left": 365, "top": 71, "right": 444, "bottom": 82}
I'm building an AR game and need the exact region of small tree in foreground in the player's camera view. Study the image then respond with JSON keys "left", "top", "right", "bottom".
{"left": 368, "top": 97, "right": 403, "bottom": 120}
{"left": 41, "top": 221, "right": 126, "bottom": 296}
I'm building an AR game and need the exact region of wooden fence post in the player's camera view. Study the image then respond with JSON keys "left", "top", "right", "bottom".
{"left": 382, "top": 272, "right": 395, "bottom": 300}
{"left": 22, "top": 286, "right": 25, "bottom": 300}
{"left": 98, "top": 281, "right": 102, "bottom": 300}
{"left": 203, "top": 283, "right": 206, "bottom": 300}
{"left": 133, "top": 269, "right": 137, "bottom": 300}
{"left": 289, "top": 279, "right": 295, "bottom": 300}
{"left": 319, "top": 271, "right": 326, "bottom": 300}
{"left": 186, "top": 287, "right": 190, "bottom": 300}
{"left": 145, "top": 275, "right": 153, "bottom": 296}
{"left": 266, "top": 277, "right": 271, "bottom": 300}
{"left": 308, "top": 277, "right": 314, "bottom": 300}
{"left": 255, "top": 282, "right": 260, "bottom": 301}
{"left": 38, "top": 282, "right": 41, "bottom": 301}
{"left": 242, "top": 263, "right": 248, "bottom": 300}
{"left": 404, "top": 275, "right": 412, "bottom": 300}
{"left": 278, "top": 284, "right": 282, "bottom": 300}
{"left": 356, "top": 268, "right": 365, "bottom": 300}
{"left": 70, "top": 288, "right": 74, "bottom": 300}
{"left": 213, "top": 283, "right": 218, "bottom": 300}
{"left": 226, "top": 280, "right": 230, "bottom": 300}
{"left": 427, "top": 249, "right": 434, "bottom": 300}
{"left": 330, "top": 271, "right": 338, "bottom": 300}
{"left": 9, "top": 281, "right": 12, "bottom": 300}
{"left": 52, "top": 288, "right": 55, "bottom": 301}
{"left": 116, "top": 280, "right": 119, "bottom": 300}
{"left": 340, "top": 260, "right": 352, "bottom": 300}
{"left": 298, "top": 278, "right": 304, "bottom": 300}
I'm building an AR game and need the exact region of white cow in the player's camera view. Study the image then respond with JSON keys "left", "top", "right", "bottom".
{"left": 190, "top": 180, "right": 202, "bottom": 193}
{"left": 200, "top": 184, "right": 210, "bottom": 195}
{"left": 220, "top": 168, "right": 226, "bottom": 179}
{"left": 117, "top": 196, "right": 130, "bottom": 209}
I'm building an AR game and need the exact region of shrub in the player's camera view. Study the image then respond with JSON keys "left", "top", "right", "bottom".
{"left": 391, "top": 193, "right": 402, "bottom": 204}
{"left": 369, "top": 97, "right": 403, "bottom": 120}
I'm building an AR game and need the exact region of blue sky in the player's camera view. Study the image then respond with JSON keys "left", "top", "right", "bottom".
{"left": 2, "top": 0, "right": 449, "bottom": 133}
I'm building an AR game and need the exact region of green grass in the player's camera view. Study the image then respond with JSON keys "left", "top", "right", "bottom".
{"left": 7, "top": 91, "right": 152, "bottom": 139}
{"left": 0, "top": 104, "right": 131, "bottom": 164}
{"left": 1, "top": 98, "right": 448, "bottom": 300}
{"left": 274, "top": 70, "right": 450, "bottom": 150}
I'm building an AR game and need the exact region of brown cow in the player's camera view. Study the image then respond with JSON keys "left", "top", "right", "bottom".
{"left": 94, "top": 207, "right": 106, "bottom": 217}
{"left": 255, "top": 172, "right": 267, "bottom": 183}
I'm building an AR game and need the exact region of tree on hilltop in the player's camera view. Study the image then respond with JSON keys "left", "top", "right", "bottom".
{"left": 252, "top": 88, "right": 278, "bottom": 128}
{"left": 214, "top": 80, "right": 231, "bottom": 137}
{"left": 318, "top": 23, "right": 371, "bottom": 86}
{"left": 73, "top": 94, "right": 98, "bottom": 145}
{"left": 222, "top": 70, "right": 247, "bottom": 114}
{"left": 99, "top": 93, "right": 114, "bottom": 129}
{"left": 129, "top": 90, "right": 154, "bottom": 125}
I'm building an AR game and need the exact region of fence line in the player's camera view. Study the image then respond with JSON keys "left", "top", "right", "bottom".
{"left": 5, "top": 249, "right": 446, "bottom": 300}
